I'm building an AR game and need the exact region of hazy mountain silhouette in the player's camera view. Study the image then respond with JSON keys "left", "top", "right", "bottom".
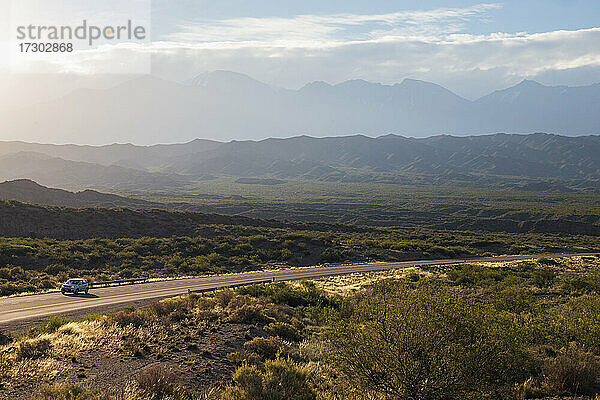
{"left": 0, "top": 152, "right": 191, "bottom": 191}
{"left": 0, "top": 139, "right": 221, "bottom": 168}
{"left": 2, "top": 72, "right": 599, "bottom": 144}
{"left": 473, "top": 80, "right": 600, "bottom": 134}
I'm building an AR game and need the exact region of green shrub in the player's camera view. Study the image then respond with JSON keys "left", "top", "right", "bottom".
{"left": 216, "top": 289, "right": 236, "bottom": 307}
{"left": 243, "top": 337, "right": 281, "bottom": 360}
{"left": 320, "top": 248, "right": 345, "bottom": 263}
{"left": 537, "top": 258, "right": 560, "bottom": 267}
{"left": 0, "top": 282, "right": 24, "bottom": 297}
{"left": 264, "top": 322, "right": 302, "bottom": 342}
{"left": 324, "top": 280, "right": 532, "bottom": 400}
{"left": 556, "top": 296, "right": 600, "bottom": 353}
{"left": 561, "top": 273, "right": 594, "bottom": 293}
{"left": 407, "top": 272, "right": 421, "bottom": 282}
{"left": 237, "top": 282, "right": 332, "bottom": 308}
{"left": 532, "top": 267, "right": 557, "bottom": 288}
{"left": 169, "top": 309, "right": 189, "bottom": 322}
{"left": 82, "top": 314, "right": 102, "bottom": 322}
{"left": 44, "top": 315, "right": 71, "bottom": 333}
{"left": 228, "top": 351, "right": 262, "bottom": 366}
{"left": 221, "top": 358, "right": 316, "bottom": 400}
{"left": 149, "top": 300, "right": 173, "bottom": 317}
{"left": 227, "top": 304, "right": 265, "bottom": 323}
{"left": 493, "top": 286, "right": 536, "bottom": 313}
{"left": 446, "top": 264, "right": 505, "bottom": 287}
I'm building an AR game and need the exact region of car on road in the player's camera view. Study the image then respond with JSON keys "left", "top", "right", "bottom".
{"left": 61, "top": 278, "right": 89, "bottom": 295}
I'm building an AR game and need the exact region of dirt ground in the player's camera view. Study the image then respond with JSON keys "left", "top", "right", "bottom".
{"left": 2, "top": 321, "right": 263, "bottom": 399}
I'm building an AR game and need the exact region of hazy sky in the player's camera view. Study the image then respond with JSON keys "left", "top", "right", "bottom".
{"left": 1, "top": 1, "right": 599, "bottom": 98}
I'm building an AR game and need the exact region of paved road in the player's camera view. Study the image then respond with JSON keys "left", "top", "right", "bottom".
{"left": 0, "top": 253, "right": 596, "bottom": 324}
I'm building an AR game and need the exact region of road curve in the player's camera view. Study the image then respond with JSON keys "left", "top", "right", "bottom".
{"left": 0, "top": 253, "right": 596, "bottom": 324}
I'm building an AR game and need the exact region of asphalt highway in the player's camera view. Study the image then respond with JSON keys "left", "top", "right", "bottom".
{"left": 0, "top": 253, "right": 596, "bottom": 324}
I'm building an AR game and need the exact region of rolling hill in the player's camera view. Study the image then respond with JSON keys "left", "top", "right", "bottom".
{"left": 2, "top": 192, "right": 600, "bottom": 239}
{"left": 0, "top": 197, "right": 371, "bottom": 239}
{"left": 0, "top": 152, "right": 192, "bottom": 192}
{"left": 0, "top": 179, "right": 158, "bottom": 209}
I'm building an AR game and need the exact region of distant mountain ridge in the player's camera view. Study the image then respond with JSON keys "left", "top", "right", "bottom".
{"left": 0, "top": 139, "right": 220, "bottom": 168}
{"left": 1, "top": 132, "right": 599, "bottom": 190}
{"left": 0, "top": 151, "right": 192, "bottom": 192}
{"left": 158, "top": 133, "right": 600, "bottom": 186}
{"left": 2, "top": 71, "right": 599, "bottom": 144}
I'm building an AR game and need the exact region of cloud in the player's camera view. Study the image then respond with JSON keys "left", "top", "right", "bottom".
{"left": 164, "top": 3, "right": 502, "bottom": 48}
{"left": 154, "top": 25, "right": 600, "bottom": 97}
{"left": 8, "top": 3, "right": 600, "bottom": 98}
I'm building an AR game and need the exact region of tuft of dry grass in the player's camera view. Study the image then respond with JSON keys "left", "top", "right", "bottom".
{"left": 17, "top": 337, "right": 51, "bottom": 360}
{"left": 541, "top": 344, "right": 600, "bottom": 395}
{"left": 136, "top": 363, "right": 183, "bottom": 398}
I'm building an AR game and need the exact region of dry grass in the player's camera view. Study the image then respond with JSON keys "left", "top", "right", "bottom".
{"left": 313, "top": 266, "right": 429, "bottom": 295}
{"left": 136, "top": 363, "right": 183, "bottom": 397}
{"left": 312, "top": 256, "right": 600, "bottom": 295}
{"left": 2, "top": 256, "right": 598, "bottom": 399}
{"left": 0, "top": 317, "right": 173, "bottom": 391}
{"left": 0, "top": 287, "right": 307, "bottom": 398}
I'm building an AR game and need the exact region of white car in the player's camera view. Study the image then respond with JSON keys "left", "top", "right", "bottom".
{"left": 61, "top": 278, "right": 89, "bottom": 295}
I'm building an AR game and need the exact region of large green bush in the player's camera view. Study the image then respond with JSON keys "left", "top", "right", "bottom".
{"left": 324, "top": 280, "right": 533, "bottom": 400}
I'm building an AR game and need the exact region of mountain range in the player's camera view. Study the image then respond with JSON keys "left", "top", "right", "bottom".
{"left": 0, "top": 132, "right": 599, "bottom": 191}
{"left": 2, "top": 71, "right": 600, "bottom": 144}
{"left": 0, "top": 151, "right": 193, "bottom": 192}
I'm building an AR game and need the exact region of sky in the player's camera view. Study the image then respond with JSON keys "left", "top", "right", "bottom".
{"left": 1, "top": 0, "right": 599, "bottom": 98}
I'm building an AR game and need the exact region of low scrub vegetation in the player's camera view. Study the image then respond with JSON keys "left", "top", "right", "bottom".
{"left": 1, "top": 256, "right": 600, "bottom": 399}
{"left": 35, "top": 384, "right": 107, "bottom": 400}
{"left": 1, "top": 217, "right": 599, "bottom": 297}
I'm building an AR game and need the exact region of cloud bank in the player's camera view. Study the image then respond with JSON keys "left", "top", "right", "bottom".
{"left": 7, "top": 3, "right": 600, "bottom": 98}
